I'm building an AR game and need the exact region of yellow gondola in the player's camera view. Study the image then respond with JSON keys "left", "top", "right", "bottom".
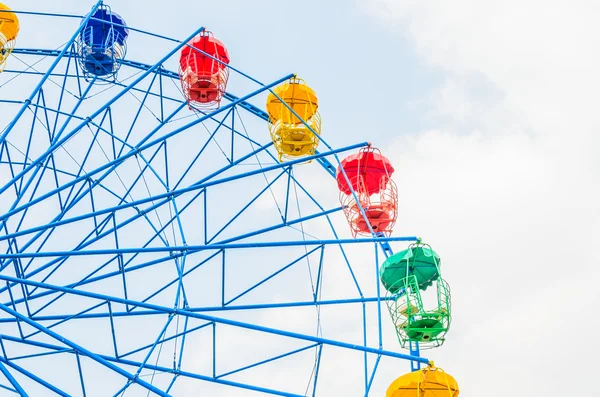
{"left": 266, "top": 77, "right": 321, "bottom": 162}
{"left": 386, "top": 364, "right": 459, "bottom": 397}
{"left": 0, "top": 2, "right": 19, "bottom": 72}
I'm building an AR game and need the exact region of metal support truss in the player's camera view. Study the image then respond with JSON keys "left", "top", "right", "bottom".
{"left": 0, "top": 6, "right": 429, "bottom": 396}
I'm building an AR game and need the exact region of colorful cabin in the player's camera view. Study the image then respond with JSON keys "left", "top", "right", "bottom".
{"left": 336, "top": 146, "right": 398, "bottom": 236}
{"left": 380, "top": 245, "right": 441, "bottom": 293}
{"left": 76, "top": 5, "right": 129, "bottom": 80}
{"left": 179, "top": 31, "right": 230, "bottom": 110}
{"left": 0, "top": 3, "right": 19, "bottom": 73}
{"left": 381, "top": 243, "right": 451, "bottom": 349}
{"left": 266, "top": 77, "right": 321, "bottom": 162}
{"left": 386, "top": 364, "right": 459, "bottom": 397}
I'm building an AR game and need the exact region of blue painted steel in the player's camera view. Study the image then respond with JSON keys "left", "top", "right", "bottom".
{"left": 409, "top": 341, "right": 422, "bottom": 372}
{"left": 365, "top": 355, "right": 382, "bottom": 396}
{"left": 0, "top": 360, "right": 27, "bottom": 396}
{"left": 0, "top": 236, "right": 418, "bottom": 260}
{"left": 0, "top": 356, "right": 69, "bottom": 396}
{"left": 0, "top": 297, "right": 396, "bottom": 322}
{"left": 75, "top": 353, "right": 87, "bottom": 397}
{"left": 0, "top": 273, "right": 430, "bottom": 365}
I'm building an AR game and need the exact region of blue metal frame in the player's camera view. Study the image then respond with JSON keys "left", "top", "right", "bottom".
{"left": 0, "top": 4, "right": 431, "bottom": 396}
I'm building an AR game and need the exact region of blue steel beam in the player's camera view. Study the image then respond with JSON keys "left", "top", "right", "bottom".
{"left": 0, "top": 236, "right": 418, "bottom": 260}
{"left": 0, "top": 361, "right": 26, "bottom": 396}
{"left": 0, "top": 297, "right": 396, "bottom": 324}
{"left": 0, "top": 356, "right": 68, "bottom": 397}
{"left": 0, "top": 99, "right": 137, "bottom": 151}
{"left": 0, "top": 274, "right": 430, "bottom": 365}
{"left": 224, "top": 245, "right": 323, "bottom": 306}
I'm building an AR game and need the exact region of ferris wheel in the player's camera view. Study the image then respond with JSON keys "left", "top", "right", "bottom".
{"left": 0, "top": 2, "right": 460, "bottom": 396}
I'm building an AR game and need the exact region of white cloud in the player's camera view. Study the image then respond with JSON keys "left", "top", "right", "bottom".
{"left": 362, "top": 0, "right": 600, "bottom": 395}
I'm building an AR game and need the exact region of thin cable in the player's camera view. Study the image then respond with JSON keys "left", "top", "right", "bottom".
{"left": 292, "top": 169, "right": 323, "bottom": 396}
{"left": 0, "top": 41, "right": 68, "bottom": 89}
{"left": 116, "top": 72, "right": 161, "bottom": 121}
{"left": 10, "top": 52, "right": 80, "bottom": 100}
{"left": 167, "top": 75, "right": 230, "bottom": 160}
{"left": 135, "top": 155, "right": 170, "bottom": 246}
{"left": 235, "top": 107, "right": 285, "bottom": 219}
{"left": 85, "top": 67, "right": 145, "bottom": 99}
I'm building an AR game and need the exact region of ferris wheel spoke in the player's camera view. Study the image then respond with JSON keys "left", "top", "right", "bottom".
{"left": 24, "top": 300, "right": 107, "bottom": 339}
{"left": 0, "top": 296, "right": 397, "bottom": 325}
{"left": 206, "top": 167, "right": 289, "bottom": 243}
{"left": 0, "top": 360, "right": 27, "bottom": 396}
{"left": 0, "top": 98, "right": 125, "bottom": 151}
{"left": 0, "top": 273, "right": 429, "bottom": 366}
{"left": 1, "top": 236, "right": 419, "bottom": 262}
{"left": 119, "top": 319, "right": 212, "bottom": 360}
{"left": 213, "top": 207, "right": 343, "bottom": 246}
{"left": 4, "top": 61, "right": 189, "bottom": 107}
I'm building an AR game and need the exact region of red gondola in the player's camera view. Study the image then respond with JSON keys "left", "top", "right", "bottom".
{"left": 337, "top": 146, "right": 398, "bottom": 236}
{"left": 179, "top": 31, "right": 230, "bottom": 109}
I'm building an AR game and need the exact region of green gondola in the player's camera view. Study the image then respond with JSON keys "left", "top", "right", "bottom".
{"left": 380, "top": 245, "right": 440, "bottom": 293}
{"left": 380, "top": 243, "right": 452, "bottom": 349}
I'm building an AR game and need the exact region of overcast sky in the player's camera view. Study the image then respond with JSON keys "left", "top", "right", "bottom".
{"left": 1, "top": 0, "right": 599, "bottom": 396}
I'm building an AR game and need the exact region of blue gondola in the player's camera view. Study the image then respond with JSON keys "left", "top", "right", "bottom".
{"left": 76, "top": 5, "right": 128, "bottom": 80}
